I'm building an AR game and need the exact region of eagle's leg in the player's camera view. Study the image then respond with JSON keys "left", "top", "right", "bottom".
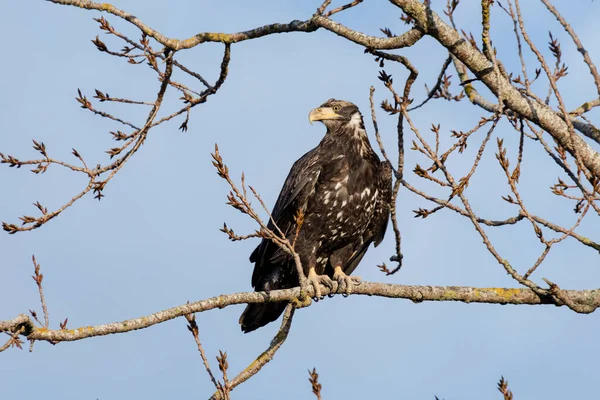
{"left": 332, "top": 266, "right": 362, "bottom": 295}
{"left": 307, "top": 267, "right": 334, "bottom": 300}
{"left": 329, "top": 245, "right": 361, "bottom": 295}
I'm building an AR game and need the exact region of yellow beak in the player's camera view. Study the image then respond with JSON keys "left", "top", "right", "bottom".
{"left": 308, "top": 107, "right": 340, "bottom": 125}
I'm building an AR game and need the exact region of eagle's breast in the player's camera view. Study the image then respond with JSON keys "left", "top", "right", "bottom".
{"left": 307, "top": 145, "right": 379, "bottom": 257}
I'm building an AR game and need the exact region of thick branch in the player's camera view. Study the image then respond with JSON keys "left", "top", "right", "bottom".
{"left": 48, "top": 0, "right": 310, "bottom": 48}
{"left": 49, "top": 1, "right": 422, "bottom": 50}
{"left": 312, "top": 15, "right": 423, "bottom": 49}
{"left": 0, "top": 314, "right": 34, "bottom": 335}
{"left": 388, "top": 0, "right": 600, "bottom": 177}
{"left": 2, "top": 282, "right": 599, "bottom": 343}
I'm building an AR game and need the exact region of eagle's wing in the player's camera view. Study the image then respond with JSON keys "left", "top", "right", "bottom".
{"left": 343, "top": 160, "right": 393, "bottom": 275}
{"left": 371, "top": 160, "right": 393, "bottom": 247}
{"left": 269, "top": 149, "right": 321, "bottom": 225}
{"left": 249, "top": 148, "right": 322, "bottom": 286}
{"left": 240, "top": 148, "right": 322, "bottom": 332}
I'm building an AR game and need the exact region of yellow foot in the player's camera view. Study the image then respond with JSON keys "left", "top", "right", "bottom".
{"left": 307, "top": 268, "right": 334, "bottom": 300}
{"left": 333, "top": 266, "right": 362, "bottom": 296}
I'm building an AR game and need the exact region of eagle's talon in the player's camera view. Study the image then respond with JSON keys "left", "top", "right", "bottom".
{"left": 307, "top": 268, "right": 334, "bottom": 299}
{"left": 333, "top": 266, "right": 361, "bottom": 295}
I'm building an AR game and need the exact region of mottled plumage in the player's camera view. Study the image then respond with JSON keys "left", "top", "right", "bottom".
{"left": 239, "top": 99, "right": 392, "bottom": 333}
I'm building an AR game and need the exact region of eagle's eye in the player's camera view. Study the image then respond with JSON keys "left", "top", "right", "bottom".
{"left": 332, "top": 104, "right": 342, "bottom": 112}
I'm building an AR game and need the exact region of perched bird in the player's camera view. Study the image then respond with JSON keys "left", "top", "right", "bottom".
{"left": 239, "top": 99, "right": 392, "bottom": 333}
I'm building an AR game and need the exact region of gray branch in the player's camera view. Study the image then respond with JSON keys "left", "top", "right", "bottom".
{"left": 2, "top": 282, "right": 599, "bottom": 343}
{"left": 389, "top": 0, "right": 600, "bottom": 177}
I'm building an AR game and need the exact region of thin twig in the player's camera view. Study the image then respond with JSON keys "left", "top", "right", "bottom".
{"left": 540, "top": 0, "right": 600, "bottom": 96}
{"left": 369, "top": 86, "right": 391, "bottom": 165}
{"left": 308, "top": 368, "right": 323, "bottom": 400}
{"left": 498, "top": 0, "right": 531, "bottom": 91}
{"left": 408, "top": 55, "right": 452, "bottom": 111}
{"left": 514, "top": 0, "right": 589, "bottom": 183}
{"left": 325, "top": 0, "right": 364, "bottom": 17}
{"left": 184, "top": 313, "right": 220, "bottom": 390}
{"left": 0, "top": 327, "right": 24, "bottom": 353}
{"left": 31, "top": 256, "right": 49, "bottom": 328}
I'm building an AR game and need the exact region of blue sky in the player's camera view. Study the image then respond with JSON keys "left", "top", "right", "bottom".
{"left": 1, "top": 1, "right": 599, "bottom": 399}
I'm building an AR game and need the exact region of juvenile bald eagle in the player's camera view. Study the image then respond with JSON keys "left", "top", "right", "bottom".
{"left": 239, "top": 99, "right": 392, "bottom": 333}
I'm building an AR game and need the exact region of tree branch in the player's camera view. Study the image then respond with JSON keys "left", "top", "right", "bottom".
{"left": 48, "top": 1, "right": 423, "bottom": 50}
{"left": 388, "top": 0, "right": 600, "bottom": 177}
{"left": 2, "top": 282, "right": 599, "bottom": 344}
{"left": 209, "top": 305, "right": 296, "bottom": 400}
{"left": 540, "top": 0, "right": 600, "bottom": 97}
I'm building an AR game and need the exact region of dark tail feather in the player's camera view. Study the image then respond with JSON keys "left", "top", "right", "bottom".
{"left": 239, "top": 302, "right": 287, "bottom": 333}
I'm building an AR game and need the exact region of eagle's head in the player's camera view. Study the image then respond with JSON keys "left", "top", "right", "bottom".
{"left": 308, "top": 99, "right": 365, "bottom": 132}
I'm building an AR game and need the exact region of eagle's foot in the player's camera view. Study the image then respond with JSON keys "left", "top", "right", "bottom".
{"left": 333, "top": 266, "right": 362, "bottom": 296}
{"left": 307, "top": 268, "right": 334, "bottom": 300}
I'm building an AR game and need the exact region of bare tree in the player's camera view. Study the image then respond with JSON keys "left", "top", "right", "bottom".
{"left": 1, "top": 0, "right": 599, "bottom": 398}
